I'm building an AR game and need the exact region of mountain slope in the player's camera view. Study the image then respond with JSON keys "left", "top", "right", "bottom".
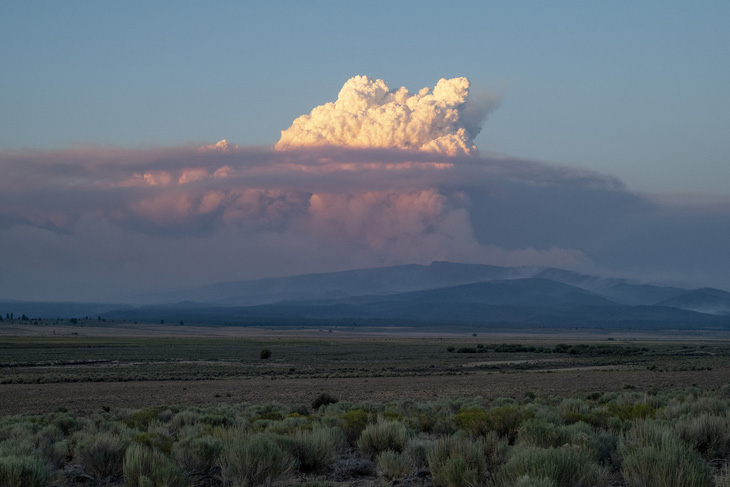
{"left": 657, "top": 288, "right": 730, "bottom": 315}
{"left": 137, "top": 261, "right": 537, "bottom": 305}
{"left": 103, "top": 278, "right": 730, "bottom": 330}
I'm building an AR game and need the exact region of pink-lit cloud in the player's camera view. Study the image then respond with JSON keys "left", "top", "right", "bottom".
{"left": 0, "top": 76, "right": 729, "bottom": 300}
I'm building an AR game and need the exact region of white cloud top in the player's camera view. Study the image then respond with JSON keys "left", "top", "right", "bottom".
{"left": 276, "top": 76, "right": 488, "bottom": 155}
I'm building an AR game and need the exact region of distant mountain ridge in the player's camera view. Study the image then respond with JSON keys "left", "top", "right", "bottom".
{"left": 4, "top": 262, "right": 730, "bottom": 330}
{"left": 138, "top": 261, "right": 539, "bottom": 306}
{"left": 138, "top": 261, "right": 730, "bottom": 312}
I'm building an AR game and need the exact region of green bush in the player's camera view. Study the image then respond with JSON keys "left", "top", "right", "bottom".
{"left": 456, "top": 405, "right": 533, "bottom": 441}
{"left": 123, "top": 444, "right": 188, "bottom": 487}
{"left": 173, "top": 435, "right": 223, "bottom": 474}
{"left": 558, "top": 398, "right": 590, "bottom": 424}
{"left": 619, "top": 420, "right": 713, "bottom": 487}
{"left": 341, "top": 409, "right": 371, "bottom": 442}
{"left": 259, "top": 349, "right": 272, "bottom": 359}
{"left": 219, "top": 434, "right": 295, "bottom": 487}
{"left": 123, "top": 407, "right": 165, "bottom": 431}
{"left": 279, "top": 427, "right": 342, "bottom": 472}
{"left": 357, "top": 420, "right": 411, "bottom": 459}
{"left": 511, "top": 476, "right": 558, "bottom": 487}
{"left": 376, "top": 449, "right": 412, "bottom": 480}
{"left": 0, "top": 455, "right": 49, "bottom": 487}
{"left": 311, "top": 393, "right": 338, "bottom": 411}
{"left": 75, "top": 432, "right": 128, "bottom": 480}
{"left": 133, "top": 429, "right": 174, "bottom": 455}
{"left": 494, "top": 446, "right": 610, "bottom": 487}
{"left": 674, "top": 413, "right": 730, "bottom": 460}
{"left": 427, "top": 435, "right": 491, "bottom": 487}
{"left": 404, "top": 437, "right": 431, "bottom": 468}
{"left": 517, "top": 419, "right": 563, "bottom": 448}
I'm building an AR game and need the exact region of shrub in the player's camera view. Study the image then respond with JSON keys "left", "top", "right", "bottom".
{"left": 75, "top": 432, "right": 128, "bottom": 480}
{"left": 0, "top": 455, "right": 49, "bottom": 487}
{"left": 50, "top": 412, "right": 80, "bottom": 435}
{"left": 219, "top": 434, "right": 295, "bottom": 487}
{"left": 123, "top": 407, "right": 164, "bottom": 431}
{"left": 435, "top": 454, "right": 481, "bottom": 487}
{"left": 123, "top": 444, "right": 188, "bottom": 487}
{"left": 716, "top": 464, "right": 730, "bottom": 487}
{"left": 427, "top": 435, "right": 492, "bottom": 487}
{"left": 259, "top": 349, "right": 272, "bottom": 359}
{"left": 558, "top": 398, "right": 590, "bottom": 424}
{"left": 376, "top": 449, "right": 412, "bottom": 480}
{"left": 404, "top": 437, "right": 431, "bottom": 468}
{"left": 169, "top": 410, "right": 199, "bottom": 432}
{"left": 511, "top": 476, "right": 558, "bottom": 487}
{"left": 494, "top": 446, "right": 610, "bottom": 487}
{"left": 619, "top": 420, "right": 713, "bottom": 487}
{"left": 517, "top": 419, "right": 563, "bottom": 448}
{"left": 311, "top": 393, "right": 338, "bottom": 411}
{"left": 456, "top": 405, "right": 533, "bottom": 441}
{"left": 133, "top": 429, "right": 174, "bottom": 455}
{"left": 674, "top": 413, "right": 730, "bottom": 460}
{"left": 281, "top": 427, "right": 342, "bottom": 472}
{"left": 426, "top": 432, "right": 508, "bottom": 487}
{"left": 341, "top": 409, "right": 371, "bottom": 442}
{"left": 357, "top": 420, "right": 411, "bottom": 459}
{"left": 173, "top": 435, "right": 223, "bottom": 474}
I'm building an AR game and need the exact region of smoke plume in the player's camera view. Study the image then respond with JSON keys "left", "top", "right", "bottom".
{"left": 276, "top": 76, "right": 496, "bottom": 155}
{"left": 1, "top": 76, "right": 729, "bottom": 300}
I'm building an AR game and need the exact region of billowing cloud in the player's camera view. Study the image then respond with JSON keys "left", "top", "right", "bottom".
{"left": 0, "top": 76, "right": 728, "bottom": 301}
{"left": 276, "top": 76, "right": 496, "bottom": 156}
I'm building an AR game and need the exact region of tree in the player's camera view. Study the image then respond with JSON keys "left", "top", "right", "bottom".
{"left": 260, "top": 349, "right": 272, "bottom": 359}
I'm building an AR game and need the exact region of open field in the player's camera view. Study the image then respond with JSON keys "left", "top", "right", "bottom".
{"left": 2, "top": 322, "right": 730, "bottom": 416}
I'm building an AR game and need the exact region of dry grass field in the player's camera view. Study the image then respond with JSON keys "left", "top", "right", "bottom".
{"left": 2, "top": 322, "right": 729, "bottom": 416}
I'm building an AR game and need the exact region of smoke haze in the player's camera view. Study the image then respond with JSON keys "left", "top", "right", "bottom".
{"left": 1, "top": 76, "right": 729, "bottom": 301}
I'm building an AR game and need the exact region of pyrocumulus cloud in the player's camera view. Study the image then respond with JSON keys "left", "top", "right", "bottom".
{"left": 276, "top": 76, "right": 495, "bottom": 155}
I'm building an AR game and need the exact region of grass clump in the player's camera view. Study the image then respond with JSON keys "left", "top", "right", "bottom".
{"left": 74, "top": 431, "right": 128, "bottom": 480}
{"left": 674, "top": 413, "right": 730, "bottom": 460}
{"left": 123, "top": 443, "right": 188, "bottom": 487}
{"left": 0, "top": 455, "right": 49, "bottom": 487}
{"left": 494, "top": 445, "right": 610, "bottom": 487}
{"left": 357, "top": 420, "right": 411, "bottom": 459}
{"left": 376, "top": 449, "right": 412, "bottom": 480}
{"left": 278, "top": 427, "right": 343, "bottom": 472}
{"left": 455, "top": 404, "right": 533, "bottom": 441}
{"left": 219, "top": 434, "right": 295, "bottom": 487}
{"left": 341, "top": 408, "right": 371, "bottom": 442}
{"left": 619, "top": 419, "right": 714, "bottom": 487}
{"left": 311, "top": 393, "right": 338, "bottom": 411}
{"left": 427, "top": 435, "right": 493, "bottom": 487}
{"left": 172, "top": 435, "right": 223, "bottom": 475}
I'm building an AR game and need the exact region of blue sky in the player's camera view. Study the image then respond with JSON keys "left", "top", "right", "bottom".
{"left": 2, "top": 1, "right": 729, "bottom": 193}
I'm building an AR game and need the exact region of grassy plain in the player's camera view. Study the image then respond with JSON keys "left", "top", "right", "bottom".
{"left": 1, "top": 322, "right": 729, "bottom": 415}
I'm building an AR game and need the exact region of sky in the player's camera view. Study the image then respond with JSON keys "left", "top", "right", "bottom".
{"left": 1, "top": 1, "right": 730, "bottom": 301}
